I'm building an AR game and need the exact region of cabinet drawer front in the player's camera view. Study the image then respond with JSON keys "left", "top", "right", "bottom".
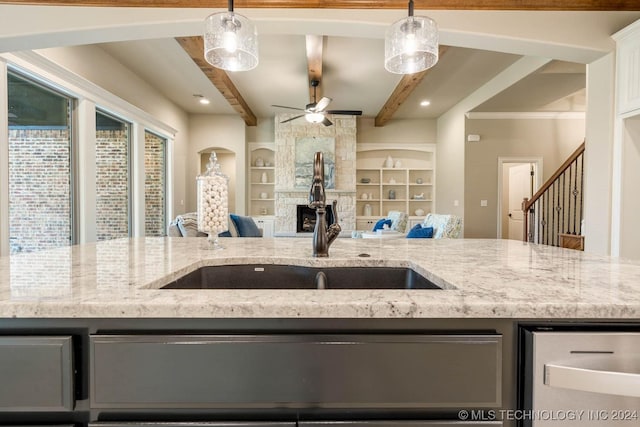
{"left": 0, "top": 336, "right": 74, "bottom": 412}
{"left": 90, "top": 423, "right": 295, "bottom": 427}
{"left": 91, "top": 334, "right": 501, "bottom": 409}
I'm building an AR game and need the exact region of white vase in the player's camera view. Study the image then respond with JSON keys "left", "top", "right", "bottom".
{"left": 261, "top": 172, "right": 268, "bottom": 183}
{"left": 385, "top": 155, "right": 394, "bottom": 168}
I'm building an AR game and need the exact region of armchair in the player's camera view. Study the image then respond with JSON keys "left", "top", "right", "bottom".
{"left": 422, "top": 213, "right": 462, "bottom": 238}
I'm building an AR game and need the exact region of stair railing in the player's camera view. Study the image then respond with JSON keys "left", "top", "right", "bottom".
{"left": 522, "top": 141, "right": 585, "bottom": 246}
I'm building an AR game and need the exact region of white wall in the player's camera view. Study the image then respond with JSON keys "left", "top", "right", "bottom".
{"left": 464, "top": 118, "right": 585, "bottom": 238}
{"left": 436, "top": 56, "right": 552, "bottom": 221}
{"left": 357, "top": 118, "right": 437, "bottom": 144}
{"left": 584, "top": 53, "right": 615, "bottom": 255}
{"left": 246, "top": 118, "right": 275, "bottom": 143}
{"left": 188, "top": 114, "right": 246, "bottom": 214}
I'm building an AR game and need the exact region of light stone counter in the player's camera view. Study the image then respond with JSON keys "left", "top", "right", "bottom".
{"left": 1, "top": 237, "right": 640, "bottom": 319}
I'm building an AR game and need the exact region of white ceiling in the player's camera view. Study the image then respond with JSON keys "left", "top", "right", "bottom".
{"left": 98, "top": 36, "right": 524, "bottom": 119}
{"left": 1, "top": 6, "right": 639, "bottom": 122}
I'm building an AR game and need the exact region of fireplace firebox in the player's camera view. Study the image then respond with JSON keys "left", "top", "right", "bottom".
{"left": 297, "top": 204, "right": 335, "bottom": 233}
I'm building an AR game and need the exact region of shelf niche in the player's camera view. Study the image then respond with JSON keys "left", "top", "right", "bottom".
{"left": 248, "top": 142, "right": 275, "bottom": 217}
{"left": 356, "top": 144, "right": 435, "bottom": 224}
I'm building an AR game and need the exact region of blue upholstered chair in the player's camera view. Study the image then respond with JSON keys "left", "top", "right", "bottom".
{"left": 167, "top": 213, "right": 262, "bottom": 237}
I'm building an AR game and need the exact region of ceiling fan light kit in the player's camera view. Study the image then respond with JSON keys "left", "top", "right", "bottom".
{"left": 305, "top": 112, "right": 325, "bottom": 124}
{"left": 204, "top": 0, "right": 258, "bottom": 72}
{"left": 385, "top": 0, "right": 439, "bottom": 74}
{"left": 273, "top": 79, "right": 362, "bottom": 127}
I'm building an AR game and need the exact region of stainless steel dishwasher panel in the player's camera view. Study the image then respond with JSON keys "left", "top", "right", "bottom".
{"left": 90, "top": 334, "right": 502, "bottom": 409}
{"left": 531, "top": 331, "right": 640, "bottom": 427}
{"left": 300, "top": 421, "right": 503, "bottom": 427}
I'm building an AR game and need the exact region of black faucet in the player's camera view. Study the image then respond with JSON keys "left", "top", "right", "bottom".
{"left": 309, "top": 152, "right": 341, "bottom": 257}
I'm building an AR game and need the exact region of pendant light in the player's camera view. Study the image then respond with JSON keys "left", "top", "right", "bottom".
{"left": 204, "top": 0, "right": 258, "bottom": 72}
{"left": 384, "top": 0, "right": 438, "bottom": 74}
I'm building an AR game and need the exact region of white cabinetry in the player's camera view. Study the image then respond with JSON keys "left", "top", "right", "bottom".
{"left": 612, "top": 21, "right": 640, "bottom": 259}
{"left": 615, "top": 22, "right": 640, "bottom": 115}
{"left": 254, "top": 217, "right": 275, "bottom": 238}
{"left": 355, "top": 145, "right": 435, "bottom": 230}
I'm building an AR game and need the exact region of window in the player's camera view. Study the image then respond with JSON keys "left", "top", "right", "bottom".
{"left": 7, "top": 72, "right": 74, "bottom": 253}
{"left": 144, "top": 130, "right": 166, "bottom": 236}
{"left": 95, "top": 110, "right": 131, "bottom": 241}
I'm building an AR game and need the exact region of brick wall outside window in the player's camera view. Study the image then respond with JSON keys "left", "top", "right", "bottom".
{"left": 9, "top": 129, "right": 71, "bottom": 253}
{"left": 96, "top": 129, "right": 129, "bottom": 241}
{"left": 145, "top": 131, "right": 166, "bottom": 236}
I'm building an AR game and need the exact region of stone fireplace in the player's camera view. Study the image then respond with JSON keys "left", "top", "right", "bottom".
{"left": 274, "top": 114, "right": 356, "bottom": 234}
{"left": 296, "top": 204, "right": 335, "bottom": 233}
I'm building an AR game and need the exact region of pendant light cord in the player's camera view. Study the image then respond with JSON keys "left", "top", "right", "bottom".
{"left": 408, "top": 0, "right": 414, "bottom": 17}
{"left": 228, "top": 0, "right": 234, "bottom": 12}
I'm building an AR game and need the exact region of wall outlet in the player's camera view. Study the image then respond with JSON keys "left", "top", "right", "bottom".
{"left": 480, "top": 200, "right": 488, "bottom": 207}
{"left": 453, "top": 200, "right": 459, "bottom": 207}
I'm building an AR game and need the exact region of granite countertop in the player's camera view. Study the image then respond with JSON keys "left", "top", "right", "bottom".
{"left": 1, "top": 237, "right": 639, "bottom": 319}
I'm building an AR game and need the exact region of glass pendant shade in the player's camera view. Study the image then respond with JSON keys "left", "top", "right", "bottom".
{"left": 385, "top": 15, "right": 438, "bottom": 74}
{"left": 204, "top": 11, "right": 258, "bottom": 72}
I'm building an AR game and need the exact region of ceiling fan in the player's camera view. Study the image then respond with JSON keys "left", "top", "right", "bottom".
{"left": 272, "top": 80, "right": 362, "bottom": 126}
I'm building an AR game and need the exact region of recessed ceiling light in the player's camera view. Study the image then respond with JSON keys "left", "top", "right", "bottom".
{"left": 420, "top": 100, "right": 431, "bottom": 107}
{"left": 194, "top": 94, "right": 210, "bottom": 105}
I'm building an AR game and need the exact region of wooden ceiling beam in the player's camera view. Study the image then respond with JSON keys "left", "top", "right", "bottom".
{"left": 176, "top": 36, "right": 257, "bottom": 126}
{"left": 1, "top": 0, "right": 638, "bottom": 10}
{"left": 305, "top": 35, "right": 324, "bottom": 103}
{"left": 375, "top": 46, "right": 448, "bottom": 127}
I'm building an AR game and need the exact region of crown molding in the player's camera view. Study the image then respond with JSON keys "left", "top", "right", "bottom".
{"left": 465, "top": 111, "right": 585, "bottom": 120}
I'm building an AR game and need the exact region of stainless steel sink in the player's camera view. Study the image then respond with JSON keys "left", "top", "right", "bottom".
{"left": 161, "top": 265, "right": 442, "bottom": 290}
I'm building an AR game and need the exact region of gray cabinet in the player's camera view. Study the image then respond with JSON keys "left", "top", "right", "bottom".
{"left": 90, "top": 423, "right": 295, "bottom": 427}
{"left": 91, "top": 334, "right": 501, "bottom": 409}
{"left": 0, "top": 336, "right": 74, "bottom": 412}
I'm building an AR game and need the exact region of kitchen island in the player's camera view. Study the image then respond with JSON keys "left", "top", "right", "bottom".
{"left": 1, "top": 237, "right": 639, "bottom": 427}
{"left": 1, "top": 237, "right": 639, "bottom": 318}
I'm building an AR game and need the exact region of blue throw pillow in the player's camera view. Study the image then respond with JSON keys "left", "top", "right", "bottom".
{"left": 229, "top": 214, "right": 262, "bottom": 237}
{"left": 373, "top": 218, "right": 392, "bottom": 231}
{"left": 406, "top": 224, "right": 434, "bottom": 238}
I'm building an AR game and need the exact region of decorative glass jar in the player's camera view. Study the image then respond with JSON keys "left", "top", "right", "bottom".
{"left": 197, "top": 152, "right": 229, "bottom": 247}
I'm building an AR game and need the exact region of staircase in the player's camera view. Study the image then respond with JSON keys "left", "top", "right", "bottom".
{"left": 522, "top": 141, "right": 585, "bottom": 248}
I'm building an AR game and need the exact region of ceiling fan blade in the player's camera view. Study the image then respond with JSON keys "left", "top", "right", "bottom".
{"left": 314, "top": 97, "right": 332, "bottom": 112}
{"left": 280, "top": 114, "right": 305, "bottom": 124}
{"left": 322, "top": 117, "right": 333, "bottom": 127}
{"left": 272, "top": 104, "right": 305, "bottom": 111}
{"left": 327, "top": 110, "right": 363, "bottom": 116}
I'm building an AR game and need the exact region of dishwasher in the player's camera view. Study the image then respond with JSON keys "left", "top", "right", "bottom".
{"left": 520, "top": 328, "right": 640, "bottom": 427}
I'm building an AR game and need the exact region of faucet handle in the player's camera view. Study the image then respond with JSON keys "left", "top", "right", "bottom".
{"left": 309, "top": 178, "right": 325, "bottom": 209}
{"left": 331, "top": 200, "right": 339, "bottom": 224}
